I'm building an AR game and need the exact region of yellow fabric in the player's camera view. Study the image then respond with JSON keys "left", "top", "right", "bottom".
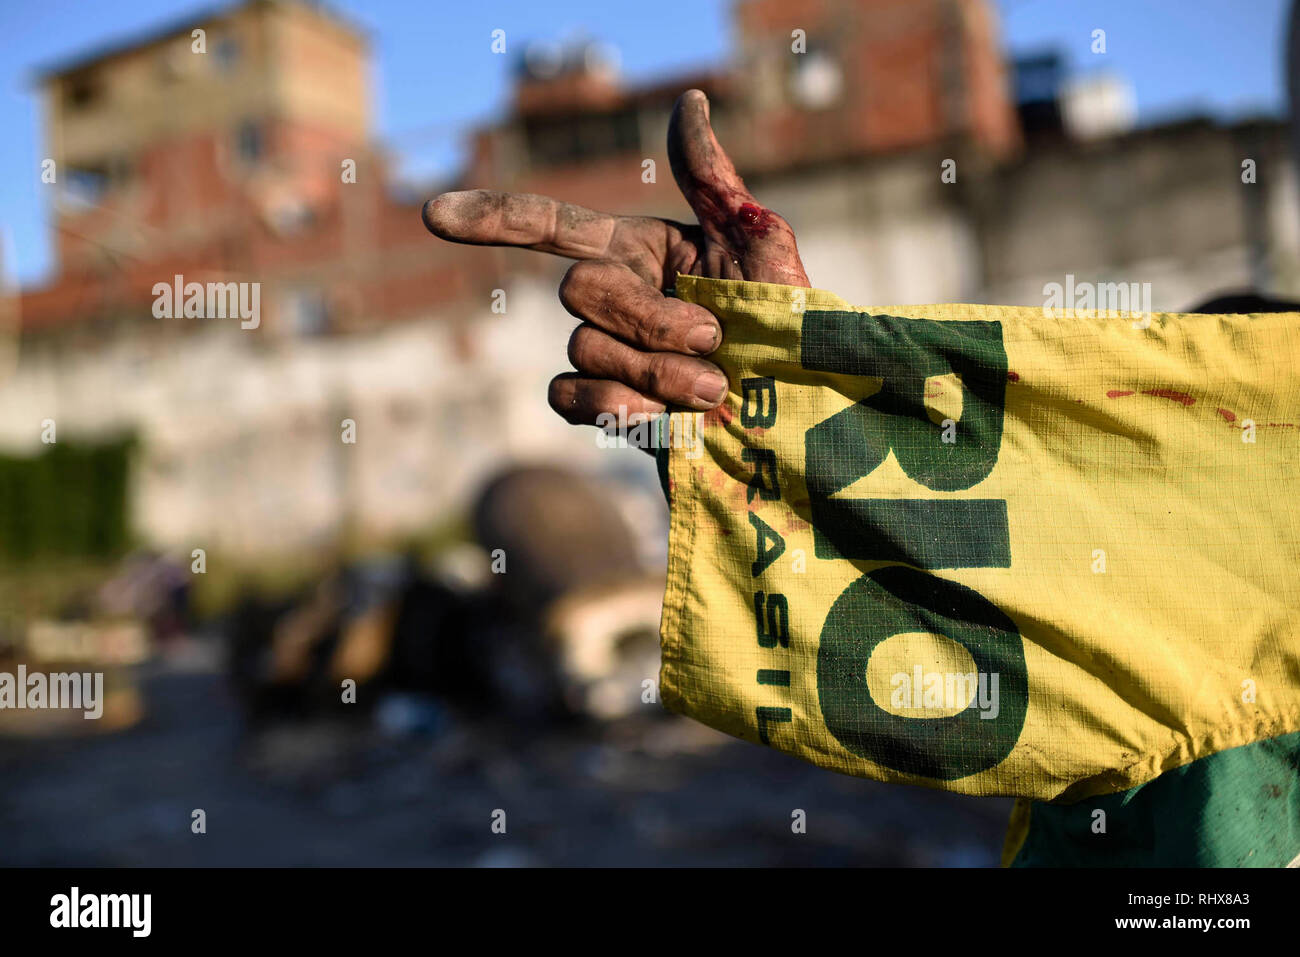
{"left": 1001, "top": 799, "right": 1032, "bottom": 866}
{"left": 659, "top": 274, "right": 1300, "bottom": 801}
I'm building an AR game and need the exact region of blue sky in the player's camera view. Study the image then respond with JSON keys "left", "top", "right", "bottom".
{"left": 0, "top": 0, "right": 1290, "bottom": 285}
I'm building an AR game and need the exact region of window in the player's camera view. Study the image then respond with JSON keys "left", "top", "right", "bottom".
{"left": 106, "top": 156, "right": 132, "bottom": 187}
{"left": 522, "top": 109, "right": 641, "bottom": 168}
{"left": 214, "top": 35, "right": 241, "bottom": 72}
{"left": 64, "top": 165, "right": 110, "bottom": 207}
{"left": 282, "top": 288, "right": 330, "bottom": 337}
{"left": 236, "top": 120, "right": 264, "bottom": 163}
{"left": 156, "top": 41, "right": 193, "bottom": 81}
{"left": 64, "top": 74, "right": 102, "bottom": 110}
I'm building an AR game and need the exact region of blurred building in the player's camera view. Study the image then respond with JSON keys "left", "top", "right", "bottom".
{"left": 3, "top": 0, "right": 1297, "bottom": 559}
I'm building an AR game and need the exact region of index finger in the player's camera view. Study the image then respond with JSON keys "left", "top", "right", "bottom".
{"left": 423, "top": 189, "right": 624, "bottom": 261}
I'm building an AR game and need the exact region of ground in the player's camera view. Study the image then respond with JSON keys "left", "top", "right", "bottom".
{"left": 0, "top": 643, "right": 1011, "bottom": 867}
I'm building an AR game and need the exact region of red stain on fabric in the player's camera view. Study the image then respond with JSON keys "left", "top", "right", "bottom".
{"left": 702, "top": 402, "right": 734, "bottom": 428}
{"left": 1107, "top": 388, "right": 1195, "bottom": 406}
{"left": 1142, "top": 388, "right": 1195, "bottom": 407}
{"left": 736, "top": 203, "right": 773, "bottom": 238}
{"left": 1007, "top": 371, "right": 1020, "bottom": 382}
{"left": 1216, "top": 408, "right": 1237, "bottom": 423}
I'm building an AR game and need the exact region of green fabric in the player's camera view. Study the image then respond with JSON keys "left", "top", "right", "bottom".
{"left": 1012, "top": 731, "right": 1300, "bottom": 867}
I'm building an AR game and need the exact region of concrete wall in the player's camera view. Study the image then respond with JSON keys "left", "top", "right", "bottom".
{"left": 973, "top": 121, "right": 1300, "bottom": 310}
{"left": 4, "top": 119, "right": 1295, "bottom": 560}
{"left": 0, "top": 272, "right": 663, "bottom": 559}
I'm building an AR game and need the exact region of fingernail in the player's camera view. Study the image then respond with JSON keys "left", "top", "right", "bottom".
{"left": 686, "top": 323, "right": 720, "bottom": 354}
{"left": 693, "top": 371, "right": 728, "bottom": 406}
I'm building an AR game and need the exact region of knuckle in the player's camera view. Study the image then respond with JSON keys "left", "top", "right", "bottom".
{"left": 642, "top": 352, "right": 675, "bottom": 397}
{"left": 559, "top": 260, "right": 620, "bottom": 318}
{"left": 566, "top": 324, "right": 605, "bottom": 373}
{"left": 631, "top": 305, "right": 669, "bottom": 349}
{"left": 650, "top": 316, "right": 678, "bottom": 349}
{"left": 566, "top": 326, "right": 587, "bottom": 369}
{"left": 562, "top": 260, "right": 639, "bottom": 331}
{"left": 547, "top": 376, "right": 578, "bottom": 422}
{"left": 641, "top": 299, "right": 702, "bottom": 350}
{"left": 558, "top": 261, "right": 594, "bottom": 312}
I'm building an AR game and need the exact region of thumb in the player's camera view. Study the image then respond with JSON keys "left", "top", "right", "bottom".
{"left": 667, "top": 89, "right": 810, "bottom": 287}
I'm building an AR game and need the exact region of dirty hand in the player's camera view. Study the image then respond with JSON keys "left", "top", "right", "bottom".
{"left": 422, "top": 89, "right": 810, "bottom": 427}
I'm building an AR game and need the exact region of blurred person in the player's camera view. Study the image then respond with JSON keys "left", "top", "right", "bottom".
{"left": 423, "top": 90, "right": 1300, "bottom": 867}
